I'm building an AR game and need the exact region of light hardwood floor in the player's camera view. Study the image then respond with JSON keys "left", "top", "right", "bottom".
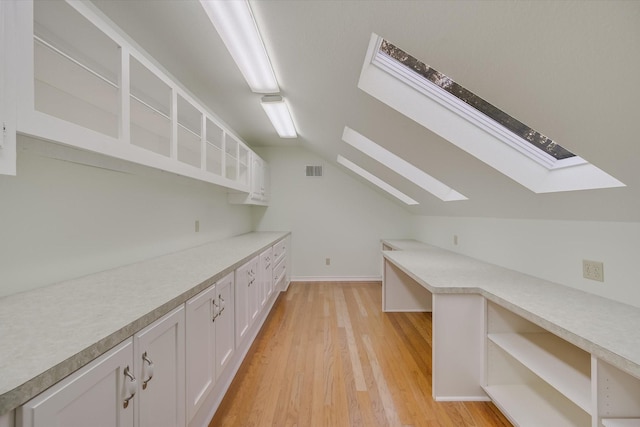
{"left": 209, "top": 282, "right": 512, "bottom": 427}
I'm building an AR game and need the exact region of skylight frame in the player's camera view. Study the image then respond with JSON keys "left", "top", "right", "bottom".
{"left": 337, "top": 155, "right": 419, "bottom": 206}
{"left": 358, "top": 33, "right": 624, "bottom": 193}
{"left": 342, "top": 127, "right": 467, "bottom": 202}
{"left": 371, "top": 37, "right": 586, "bottom": 171}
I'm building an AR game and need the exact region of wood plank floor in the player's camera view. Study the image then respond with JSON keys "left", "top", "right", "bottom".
{"left": 209, "top": 282, "right": 512, "bottom": 427}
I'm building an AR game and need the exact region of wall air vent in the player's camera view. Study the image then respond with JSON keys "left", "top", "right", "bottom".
{"left": 305, "top": 165, "right": 323, "bottom": 177}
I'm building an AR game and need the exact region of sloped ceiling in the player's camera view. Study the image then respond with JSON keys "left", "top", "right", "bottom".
{"left": 91, "top": 0, "right": 640, "bottom": 221}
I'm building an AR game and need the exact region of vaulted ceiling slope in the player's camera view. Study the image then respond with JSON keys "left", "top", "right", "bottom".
{"left": 91, "top": 0, "right": 640, "bottom": 221}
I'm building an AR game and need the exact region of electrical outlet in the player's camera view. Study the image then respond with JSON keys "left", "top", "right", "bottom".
{"left": 195, "top": 220, "right": 200, "bottom": 232}
{"left": 583, "top": 260, "right": 604, "bottom": 282}
{"left": 453, "top": 235, "right": 458, "bottom": 245}
{"left": 325, "top": 258, "right": 331, "bottom": 266}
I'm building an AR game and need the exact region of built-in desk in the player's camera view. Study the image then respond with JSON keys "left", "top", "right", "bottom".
{"left": 381, "top": 239, "right": 640, "bottom": 427}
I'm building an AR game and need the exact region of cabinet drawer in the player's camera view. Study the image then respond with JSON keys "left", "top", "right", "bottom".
{"left": 272, "top": 240, "right": 287, "bottom": 265}
{"left": 273, "top": 259, "right": 286, "bottom": 285}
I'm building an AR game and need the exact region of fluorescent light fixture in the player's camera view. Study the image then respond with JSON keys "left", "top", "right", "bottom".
{"left": 337, "top": 155, "right": 418, "bottom": 205}
{"left": 343, "top": 127, "right": 467, "bottom": 201}
{"left": 200, "top": 0, "right": 279, "bottom": 93}
{"left": 261, "top": 96, "right": 297, "bottom": 138}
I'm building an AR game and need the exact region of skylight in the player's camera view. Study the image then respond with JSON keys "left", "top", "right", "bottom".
{"left": 358, "top": 33, "right": 625, "bottom": 193}
{"left": 380, "top": 40, "right": 576, "bottom": 163}
{"left": 342, "top": 127, "right": 467, "bottom": 202}
{"left": 336, "top": 155, "right": 419, "bottom": 206}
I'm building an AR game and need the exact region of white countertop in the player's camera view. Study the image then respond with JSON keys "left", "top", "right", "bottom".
{"left": 381, "top": 239, "right": 640, "bottom": 380}
{"left": 0, "top": 231, "right": 289, "bottom": 415}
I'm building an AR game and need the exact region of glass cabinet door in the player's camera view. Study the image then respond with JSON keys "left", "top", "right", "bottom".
{"left": 130, "top": 56, "right": 171, "bottom": 157}
{"left": 177, "top": 95, "right": 202, "bottom": 168}
{"left": 205, "top": 118, "right": 223, "bottom": 177}
{"left": 225, "top": 135, "right": 238, "bottom": 181}
{"left": 34, "top": 0, "right": 120, "bottom": 137}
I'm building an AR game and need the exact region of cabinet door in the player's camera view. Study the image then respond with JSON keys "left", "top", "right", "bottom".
{"left": 260, "top": 247, "right": 273, "bottom": 307}
{"left": 214, "top": 273, "right": 235, "bottom": 379}
{"left": 235, "top": 262, "right": 249, "bottom": 344}
{"left": 0, "top": 0, "right": 17, "bottom": 176}
{"left": 247, "top": 257, "right": 260, "bottom": 325}
{"left": 134, "top": 306, "right": 185, "bottom": 427}
{"left": 235, "top": 257, "right": 258, "bottom": 344}
{"left": 18, "top": 340, "right": 135, "bottom": 427}
{"left": 185, "top": 284, "right": 217, "bottom": 422}
{"left": 250, "top": 154, "right": 264, "bottom": 202}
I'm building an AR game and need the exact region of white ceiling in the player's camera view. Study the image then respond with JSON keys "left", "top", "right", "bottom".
{"left": 91, "top": 0, "right": 640, "bottom": 221}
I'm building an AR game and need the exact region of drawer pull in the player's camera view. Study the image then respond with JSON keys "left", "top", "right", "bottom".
{"left": 123, "top": 366, "right": 137, "bottom": 408}
{"left": 141, "top": 352, "right": 154, "bottom": 390}
{"left": 212, "top": 299, "right": 220, "bottom": 322}
{"left": 219, "top": 295, "right": 225, "bottom": 315}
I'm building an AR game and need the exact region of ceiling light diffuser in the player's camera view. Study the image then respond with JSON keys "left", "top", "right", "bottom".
{"left": 337, "top": 156, "right": 419, "bottom": 205}
{"left": 200, "top": 0, "right": 279, "bottom": 93}
{"left": 261, "top": 96, "right": 297, "bottom": 138}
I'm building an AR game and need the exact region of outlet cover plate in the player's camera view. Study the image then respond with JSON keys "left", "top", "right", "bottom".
{"left": 583, "top": 260, "right": 604, "bottom": 282}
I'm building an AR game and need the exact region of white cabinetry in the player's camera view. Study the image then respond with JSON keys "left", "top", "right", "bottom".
{"left": 185, "top": 282, "right": 216, "bottom": 420}
{"left": 272, "top": 238, "right": 289, "bottom": 292}
{"left": 18, "top": 307, "right": 186, "bottom": 427}
{"left": 228, "top": 151, "right": 270, "bottom": 206}
{"left": 18, "top": 340, "right": 136, "bottom": 427}
{"left": 133, "top": 306, "right": 185, "bottom": 427}
{"left": 185, "top": 272, "right": 235, "bottom": 423}
{"left": 214, "top": 273, "right": 235, "bottom": 379}
{"left": 235, "top": 256, "right": 259, "bottom": 345}
{"left": 11, "top": 0, "right": 255, "bottom": 192}
{"left": 259, "top": 247, "right": 273, "bottom": 308}
{"left": 251, "top": 154, "right": 267, "bottom": 203}
{"left": 0, "top": 0, "right": 17, "bottom": 176}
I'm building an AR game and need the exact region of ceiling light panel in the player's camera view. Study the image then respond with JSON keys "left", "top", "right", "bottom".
{"left": 343, "top": 127, "right": 467, "bottom": 202}
{"left": 261, "top": 96, "right": 297, "bottom": 138}
{"left": 200, "top": 0, "right": 279, "bottom": 93}
{"left": 337, "top": 156, "right": 419, "bottom": 205}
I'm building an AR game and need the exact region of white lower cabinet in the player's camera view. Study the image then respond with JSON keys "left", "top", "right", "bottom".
{"left": 259, "top": 247, "right": 273, "bottom": 308}
{"left": 214, "top": 273, "right": 235, "bottom": 379}
{"left": 235, "top": 256, "right": 258, "bottom": 345}
{"left": 18, "top": 307, "right": 185, "bottom": 427}
{"left": 18, "top": 339, "right": 136, "bottom": 427}
{"left": 185, "top": 272, "right": 235, "bottom": 423}
{"left": 15, "top": 238, "right": 290, "bottom": 427}
{"left": 133, "top": 306, "right": 185, "bottom": 427}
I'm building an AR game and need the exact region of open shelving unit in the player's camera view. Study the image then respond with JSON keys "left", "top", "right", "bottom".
{"left": 485, "top": 301, "right": 640, "bottom": 427}
{"left": 485, "top": 302, "right": 592, "bottom": 426}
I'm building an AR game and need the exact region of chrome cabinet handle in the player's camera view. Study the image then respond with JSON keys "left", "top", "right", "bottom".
{"left": 212, "top": 299, "right": 220, "bottom": 322}
{"left": 123, "top": 366, "right": 137, "bottom": 408}
{"left": 219, "top": 295, "right": 225, "bottom": 315}
{"left": 141, "top": 352, "right": 154, "bottom": 390}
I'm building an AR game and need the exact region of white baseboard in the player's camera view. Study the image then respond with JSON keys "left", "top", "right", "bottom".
{"left": 433, "top": 396, "right": 491, "bottom": 402}
{"left": 290, "top": 276, "right": 381, "bottom": 282}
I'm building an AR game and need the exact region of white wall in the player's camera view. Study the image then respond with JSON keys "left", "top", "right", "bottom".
{"left": 412, "top": 216, "right": 640, "bottom": 308}
{"left": 0, "top": 136, "right": 253, "bottom": 297}
{"left": 253, "top": 146, "right": 413, "bottom": 281}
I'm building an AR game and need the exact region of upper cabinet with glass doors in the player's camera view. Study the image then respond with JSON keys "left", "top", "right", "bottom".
{"left": 10, "top": 0, "right": 261, "bottom": 194}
